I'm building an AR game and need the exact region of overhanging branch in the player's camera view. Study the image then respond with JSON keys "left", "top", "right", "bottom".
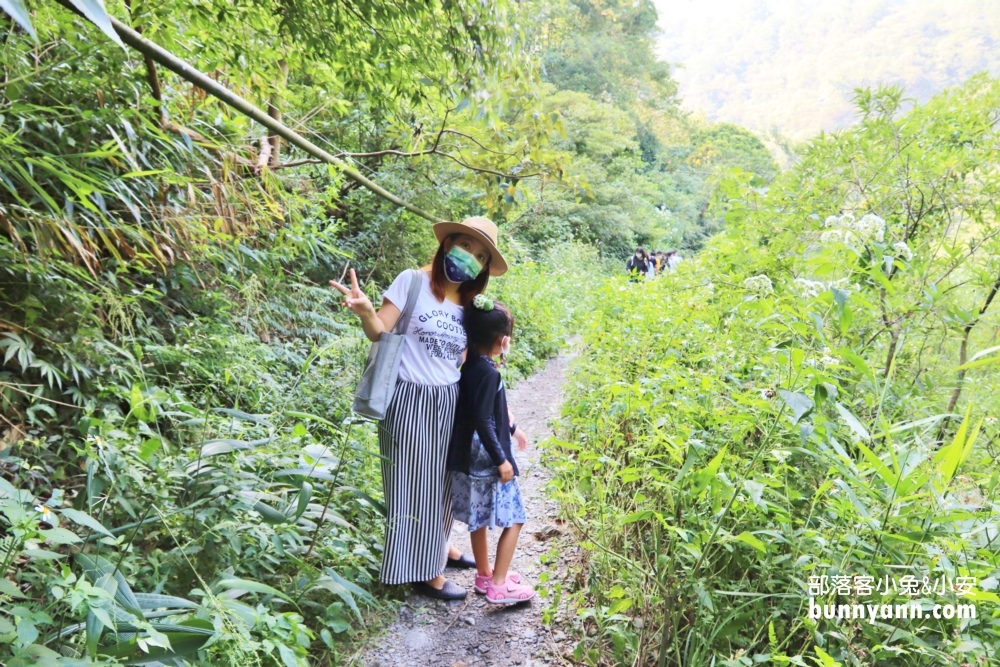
{"left": 53, "top": 0, "right": 444, "bottom": 224}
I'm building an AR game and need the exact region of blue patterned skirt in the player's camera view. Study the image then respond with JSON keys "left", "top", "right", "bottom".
{"left": 449, "top": 432, "right": 527, "bottom": 531}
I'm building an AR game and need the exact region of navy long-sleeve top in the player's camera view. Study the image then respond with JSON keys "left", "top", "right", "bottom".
{"left": 446, "top": 354, "right": 518, "bottom": 477}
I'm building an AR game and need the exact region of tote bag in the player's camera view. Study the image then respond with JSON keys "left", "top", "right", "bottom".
{"left": 352, "top": 269, "right": 423, "bottom": 420}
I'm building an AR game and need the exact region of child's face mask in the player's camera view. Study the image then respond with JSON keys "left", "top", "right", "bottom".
{"left": 444, "top": 245, "right": 484, "bottom": 283}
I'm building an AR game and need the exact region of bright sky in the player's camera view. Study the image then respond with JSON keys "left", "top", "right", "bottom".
{"left": 652, "top": 0, "right": 1000, "bottom": 139}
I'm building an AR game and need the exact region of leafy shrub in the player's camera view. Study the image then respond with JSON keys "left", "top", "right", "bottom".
{"left": 547, "top": 78, "right": 1000, "bottom": 666}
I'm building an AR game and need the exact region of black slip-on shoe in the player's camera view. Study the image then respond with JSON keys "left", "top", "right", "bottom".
{"left": 412, "top": 580, "right": 467, "bottom": 600}
{"left": 446, "top": 553, "right": 477, "bottom": 569}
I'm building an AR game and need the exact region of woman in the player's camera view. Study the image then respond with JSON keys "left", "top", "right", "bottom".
{"left": 330, "top": 217, "right": 508, "bottom": 600}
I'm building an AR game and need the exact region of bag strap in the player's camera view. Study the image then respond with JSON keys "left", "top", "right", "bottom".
{"left": 392, "top": 269, "right": 423, "bottom": 334}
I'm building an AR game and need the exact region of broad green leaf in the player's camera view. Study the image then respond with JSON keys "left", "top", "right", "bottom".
{"left": 129, "top": 384, "right": 147, "bottom": 422}
{"left": 294, "top": 482, "right": 313, "bottom": 520}
{"left": 39, "top": 527, "right": 82, "bottom": 545}
{"left": 812, "top": 645, "right": 841, "bottom": 667}
{"left": 856, "top": 442, "right": 897, "bottom": 487}
{"left": 282, "top": 410, "right": 336, "bottom": 428}
{"left": 138, "top": 437, "right": 162, "bottom": 462}
{"left": 63, "top": 0, "right": 125, "bottom": 48}
{"left": 272, "top": 467, "right": 337, "bottom": 483}
{"left": 0, "top": 578, "right": 25, "bottom": 598}
{"left": 75, "top": 554, "right": 142, "bottom": 617}
{"left": 778, "top": 389, "right": 813, "bottom": 423}
{"left": 933, "top": 406, "right": 982, "bottom": 488}
{"left": 309, "top": 568, "right": 372, "bottom": 620}
{"left": 343, "top": 487, "right": 387, "bottom": 517}
{"left": 98, "top": 619, "right": 214, "bottom": 663}
{"left": 835, "top": 403, "right": 869, "bottom": 441}
{"left": 733, "top": 531, "right": 766, "bottom": 554}
{"left": 691, "top": 446, "right": 727, "bottom": 496}
{"left": 60, "top": 508, "right": 114, "bottom": 538}
{"left": 211, "top": 408, "right": 271, "bottom": 426}
{"left": 133, "top": 593, "right": 198, "bottom": 610}
{"left": 0, "top": 0, "right": 37, "bottom": 40}
{"left": 215, "top": 578, "right": 296, "bottom": 606}
{"left": 278, "top": 644, "right": 302, "bottom": 667}
{"left": 24, "top": 548, "right": 66, "bottom": 560}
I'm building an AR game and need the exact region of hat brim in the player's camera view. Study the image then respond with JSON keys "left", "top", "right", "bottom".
{"left": 433, "top": 222, "right": 509, "bottom": 276}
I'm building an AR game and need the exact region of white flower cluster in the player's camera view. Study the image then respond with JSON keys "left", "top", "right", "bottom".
{"left": 820, "top": 230, "right": 851, "bottom": 245}
{"left": 822, "top": 212, "right": 886, "bottom": 245}
{"left": 854, "top": 214, "right": 886, "bottom": 243}
{"left": 794, "top": 278, "right": 827, "bottom": 298}
{"left": 770, "top": 449, "right": 792, "bottom": 464}
{"left": 892, "top": 241, "right": 913, "bottom": 262}
{"left": 793, "top": 277, "right": 850, "bottom": 299}
{"left": 743, "top": 274, "right": 774, "bottom": 296}
{"left": 803, "top": 348, "right": 839, "bottom": 368}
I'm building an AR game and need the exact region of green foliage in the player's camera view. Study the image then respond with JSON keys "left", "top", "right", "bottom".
{"left": 0, "top": 0, "right": 769, "bottom": 663}
{"left": 491, "top": 241, "right": 603, "bottom": 379}
{"left": 546, "top": 77, "right": 1000, "bottom": 665}
{"left": 504, "top": 0, "right": 779, "bottom": 259}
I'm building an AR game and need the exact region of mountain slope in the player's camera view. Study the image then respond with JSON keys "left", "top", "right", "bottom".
{"left": 654, "top": 0, "right": 1000, "bottom": 139}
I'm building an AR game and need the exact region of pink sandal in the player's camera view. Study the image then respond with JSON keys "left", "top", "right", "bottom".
{"left": 484, "top": 579, "right": 535, "bottom": 604}
{"left": 474, "top": 571, "right": 521, "bottom": 595}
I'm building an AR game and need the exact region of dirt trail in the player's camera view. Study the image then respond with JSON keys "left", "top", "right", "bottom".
{"left": 356, "top": 351, "right": 578, "bottom": 667}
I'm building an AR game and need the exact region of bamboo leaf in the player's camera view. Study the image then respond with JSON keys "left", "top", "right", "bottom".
{"left": 732, "top": 531, "right": 767, "bottom": 554}
{"left": 63, "top": 0, "right": 125, "bottom": 48}
{"left": 835, "top": 402, "right": 869, "bottom": 441}
{"left": 934, "top": 405, "right": 973, "bottom": 486}
{"left": 133, "top": 593, "right": 199, "bottom": 610}
{"left": 0, "top": 0, "right": 37, "bottom": 40}
{"left": 61, "top": 508, "right": 114, "bottom": 538}
{"left": 215, "top": 578, "right": 297, "bottom": 606}
{"left": 778, "top": 389, "right": 813, "bottom": 423}
{"left": 690, "top": 445, "right": 727, "bottom": 496}
{"left": 211, "top": 407, "right": 271, "bottom": 425}
{"left": 856, "top": 442, "right": 897, "bottom": 487}
{"left": 75, "top": 554, "right": 142, "bottom": 617}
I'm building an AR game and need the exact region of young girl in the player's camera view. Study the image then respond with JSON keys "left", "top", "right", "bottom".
{"left": 446, "top": 294, "right": 535, "bottom": 604}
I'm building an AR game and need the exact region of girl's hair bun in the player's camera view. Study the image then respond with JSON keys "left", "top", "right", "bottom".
{"left": 472, "top": 294, "right": 494, "bottom": 311}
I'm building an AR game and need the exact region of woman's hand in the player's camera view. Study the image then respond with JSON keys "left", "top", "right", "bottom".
{"left": 330, "top": 269, "right": 376, "bottom": 319}
{"left": 513, "top": 428, "right": 529, "bottom": 452}
{"left": 498, "top": 460, "right": 514, "bottom": 483}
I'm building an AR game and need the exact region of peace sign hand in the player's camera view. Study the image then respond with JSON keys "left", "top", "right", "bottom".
{"left": 330, "top": 269, "right": 376, "bottom": 319}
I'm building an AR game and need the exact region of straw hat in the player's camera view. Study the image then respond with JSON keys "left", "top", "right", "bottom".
{"left": 432, "top": 216, "right": 509, "bottom": 276}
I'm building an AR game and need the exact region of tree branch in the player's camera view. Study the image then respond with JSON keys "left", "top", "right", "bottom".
{"left": 939, "top": 272, "right": 1000, "bottom": 442}
{"left": 275, "top": 148, "right": 538, "bottom": 180}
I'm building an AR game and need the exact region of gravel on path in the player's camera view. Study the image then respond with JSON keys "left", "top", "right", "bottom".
{"left": 355, "top": 351, "right": 579, "bottom": 667}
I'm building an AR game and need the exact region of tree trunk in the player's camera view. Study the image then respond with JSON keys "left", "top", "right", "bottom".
{"left": 266, "top": 59, "right": 288, "bottom": 168}
{"left": 939, "top": 272, "right": 1000, "bottom": 442}
{"left": 144, "top": 54, "right": 165, "bottom": 125}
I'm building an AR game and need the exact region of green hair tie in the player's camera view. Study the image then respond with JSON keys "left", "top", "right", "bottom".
{"left": 472, "top": 294, "right": 494, "bottom": 311}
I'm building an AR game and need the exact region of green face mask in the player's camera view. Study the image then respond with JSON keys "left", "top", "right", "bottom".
{"left": 444, "top": 245, "right": 484, "bottom": 283}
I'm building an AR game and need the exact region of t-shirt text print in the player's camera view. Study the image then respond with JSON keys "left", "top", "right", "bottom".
{"left": 414, "top": 308, "right": 465, "bottom": 362}
{"left": 382, "top": 270, "right": 466, "bottom": 386}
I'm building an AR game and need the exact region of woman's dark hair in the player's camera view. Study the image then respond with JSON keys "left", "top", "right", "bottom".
{"left": 430, "top": 235, "right": 490, "bottom": 305}
{"left": 464, "top": 299, "right": 514, "bottom": 354}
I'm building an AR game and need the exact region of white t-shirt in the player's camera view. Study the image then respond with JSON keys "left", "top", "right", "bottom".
{"left": 382, "top": 270, "right": 466, "bottom": 386}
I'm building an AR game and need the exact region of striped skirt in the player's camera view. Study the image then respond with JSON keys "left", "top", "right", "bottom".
{"left": 377, "top": 379, "right": 460, "bottom": 585}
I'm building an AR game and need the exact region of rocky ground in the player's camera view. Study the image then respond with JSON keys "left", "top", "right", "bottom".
{"left": 356, "top": 351, "right": 580, "bottom": 667}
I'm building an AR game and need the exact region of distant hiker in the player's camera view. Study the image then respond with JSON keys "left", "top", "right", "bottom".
{"left": 646, "top": 250, "right": 656, "bottom": 279}
{"left": 666, "top": 250, "right": 683, "bottom": 271}
{"left": 447, "top": 295, "right": 535, "bottom": 604}
{"left": 626, "top": 247, "right": 649, "bottom": 281}
{"left": 330, "top": 217, "right": 509, "bottom": 601}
